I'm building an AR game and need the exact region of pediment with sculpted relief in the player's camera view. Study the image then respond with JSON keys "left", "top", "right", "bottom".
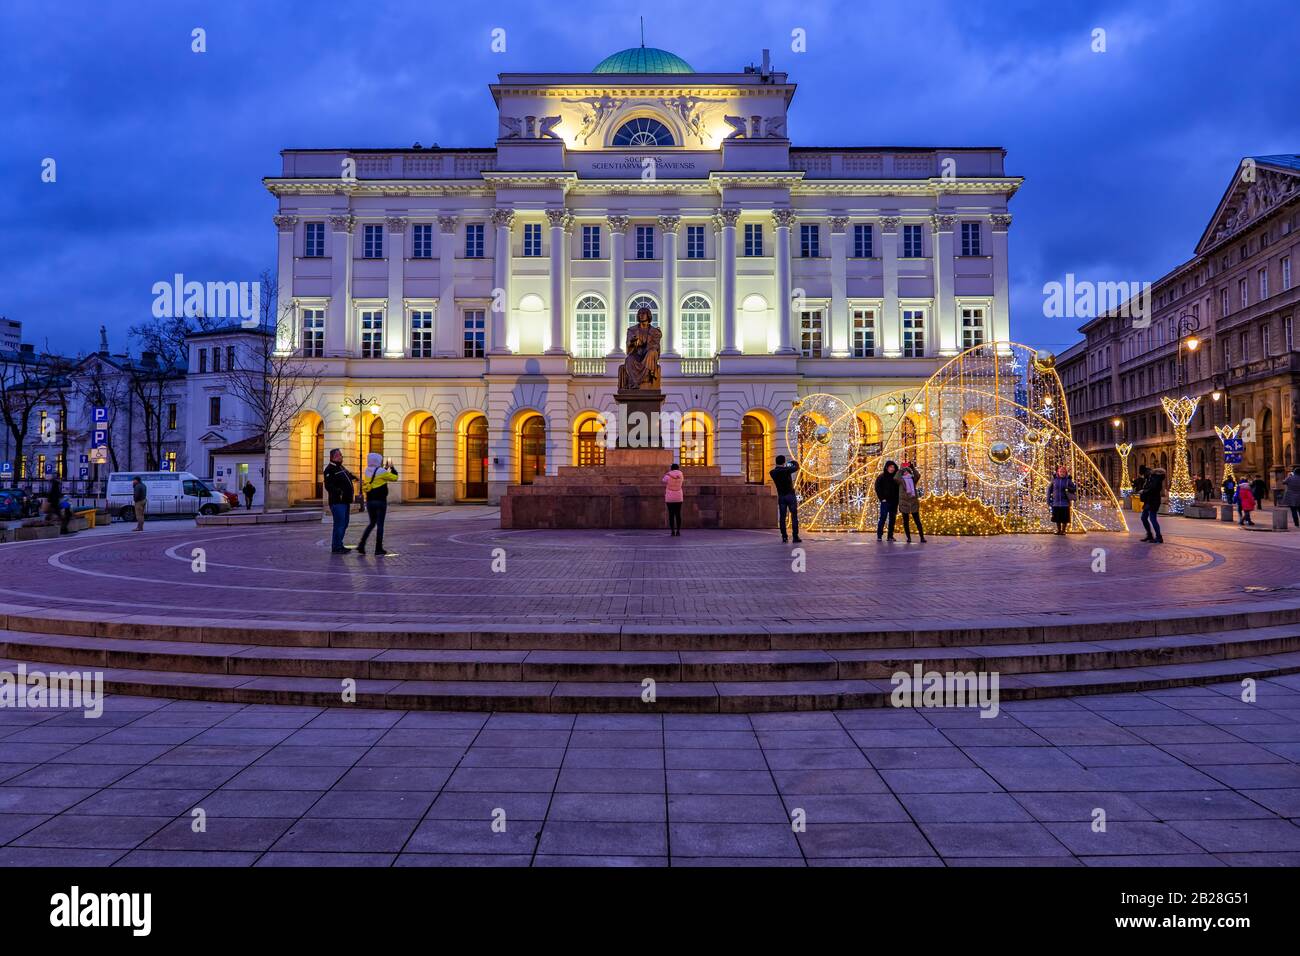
{"left": 1197, "top": 159, "right": 1300, "bottom": 254}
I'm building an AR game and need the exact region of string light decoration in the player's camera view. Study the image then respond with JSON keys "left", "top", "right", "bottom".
{"left": 785, "top": 341, "right": 1127, "bottom": 534}
{"left": 1115, "top": 443, "right": 1133, "bottom": 496}
{"left": 1161, "top": 395, "right": 1200, "bottom": 514}
{"left": 1214, "top": 423, "right": 1241, "bottom": 484}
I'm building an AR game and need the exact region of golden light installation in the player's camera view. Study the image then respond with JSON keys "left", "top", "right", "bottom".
{"left": 1161, "top": 395, "right": 1200, "bottom": 514}
{"left": 785, "top": 342, "right": 1128, "bottom": 535}
{"left": 1115, "top": 442, "right": 1133, "bottom": 495}
{"left": 1215, "top": 423, "right": 1241, "bottom": 483}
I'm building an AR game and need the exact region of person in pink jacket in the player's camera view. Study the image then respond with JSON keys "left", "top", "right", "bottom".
{"left": 662, "top": 462, "right": 685, "bottom": 536}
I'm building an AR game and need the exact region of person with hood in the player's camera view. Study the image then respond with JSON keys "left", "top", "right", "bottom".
{"left": 895, "top": 462, "right": 926, "bottom": 543}
{"left": 1283, "top": 466, "right": 1300, "bottom": 528}
{"left": 662, "top": 462, "right": 685, "bottom": 536}
{"left": 1251, "top": 475, "right": 1269, "bottom": 510}
{"left": 1047, "top": 464, "right": 1077, "bottom": 535}
{"left": 875, "top": 460, "right": 900, "bottom": 541}
{"left": 1140, "top": 467, "right": 1165, "bottom": 543}
{"left": 1132, "top": 465, "right": 1148, "bottom": 499}
{"left": 322, "top": 448, "right": 356, "bottom": 554}
{"left": 242, "top": 480, "right": 256, "bottom": 511}
{"left": 1222, "top": 474, "right": 1236, "bottom": 503}
{"left": 356, "top": 453, "right": 398, "bottom": 555}
{"left": 1237, "top": 480, "right": 1257, "bottom": 526}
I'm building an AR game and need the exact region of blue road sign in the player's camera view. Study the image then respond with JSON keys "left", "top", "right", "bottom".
{"left": 43, "top": 464, "right": 53, "bottom": 476}
{"left": 1226, "top": 453, "right": 1243, "bottom": 464}
{"left": 160, "top": 461, "right": 171, "bottom": 472}
{"left": 1223, "top": 438, "right": 1244, "bottom": 454}
{"left": 78, "top": 453, "right": 88, "bottom": 464}
{"left": 79, "top": 467, "right": 89, "bottom": 479}
{"left": 93, "top": 407, "right": 107, "bottom": 424}
{"left": 0, "top": 462, "right": 10, "bottom": 476}
{"left": 92, "top": 429, "right": 107, "bottom": 446}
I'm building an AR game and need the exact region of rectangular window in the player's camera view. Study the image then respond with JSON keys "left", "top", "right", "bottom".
{"left": 960, "top": 222, "right": 982, "bottom": 256}
{"left": 412, "top": 223, "right": 433, "bottom": 259}
{"left": 961, "top": 307, "right": 986, "bottom": 349}
{"left": 799, "top": 223, "right": 820, "bottom": 258}
{"left": 1239, "top": 277, "right": 1248, "bottom": 308}
{"left": 1286, "top": 315, "right": 1294, "bottom": 352}
{"left": 410, "top": 309, "right": 434, "bottom": 358}
{"left": 686, "top": 225, "right": 705, "bottom": 260}
{"left": 163, "top": 451, "right": 177, "bottom": 473}
{"left": 582, "top": 225, "right": 601, "bottom": 259}
{"left": 852, "top": 224, "right": 873, "bottom": 258}
{"left": 167, "top": 403, "right": 177, "bottom": 431}
{"left": 211, "top": 347, "right": 220, "bottom": 373}
{"left": 1259, "top": 267, "right": 1269, "bottom": 300}
{"left": 799, "top": 310, "right": 824, "bottom": 357}
{"left": 1220, "top": 288, "right": 1229, "bottom": 317}
{"left": 463, "top": 309, "right": 486, "bottom": 358}
{"left": 465, "top": 223, "right": 484, "bottom": 258}
{"left": 902, "top": 309, "right": 926, "bottom": 357}
{"left": 635, "top": 225, "right": 654, "bottom": 260}
{"left": 1262, "top": 323, "right": 1271, "bottom": 357}
{"left": 208, "top": 397, "right": 221, "bottom": 426}
{"left": 903, "top": 224, "right": 923, "bottom": 258}
{"left": 360, "top": 309, "right": 384, "bottom": 358}
{"left": 523, "top": 222, "right": 542, "bottom": 257}
{"left": 302, "top": 308, "right": 325, "bottom": 357}
{"left": 851, "top": 308, "right": 875, "bottom": 358}
{"left": 743, "top": 223, "right": 763, "bottom": 257}
{"left": 304, "top": 221, "right": 325, "bottom": 258}
{"left": 1239, "top": 330, "right": 1249, "bottom": 363}
{"left": 363, "top": 224, "right": 383, "bottom": 259}
{"left": 1283, "top": 255, "right": 1292, "bottom": 291}
{"left": 198, "top": 349, "right": 206, "bottom": 373}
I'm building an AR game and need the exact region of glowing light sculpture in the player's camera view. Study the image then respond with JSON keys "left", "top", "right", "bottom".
{"left": 1115, "top": 442, "right": 1133, "bottom": 496}
{"left": 785, "top": 342, "right": 1127, "bottom": 534}
{"left": 1161, "top": 395, "right": 1200, "bottom": 515}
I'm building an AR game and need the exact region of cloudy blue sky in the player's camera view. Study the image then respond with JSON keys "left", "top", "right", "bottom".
{"left": 2, "top": 0, "right": 1296, "bottom": 355}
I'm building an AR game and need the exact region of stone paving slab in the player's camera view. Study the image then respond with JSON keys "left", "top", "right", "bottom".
{"left": 1, "top": 681, "right": 1297, "bottom": 866}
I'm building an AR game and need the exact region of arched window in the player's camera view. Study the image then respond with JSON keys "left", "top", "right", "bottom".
{"left": 627, "top": 294, "right": 659, "bottom": 328}
{"left": 574, "top": 295, "right": 607, "bottom": 358}
{"left": 741, "top": 415, "right": 766, "bottom": 484}
{"left": 367, "top": 417, "right": 385, "bottom": 459}
{"left": 418, "top": 417, "right": 436, "bottom": 498}
{"left": 520, "top": 415, "right": 546, "bottom": 485}
{"left": 612, "top": 117, "right": 675, "bottom": 147}
{"left": 463, "top": 416, "right": 488, "bottom": 500}
{"left": 679, "top": 295, "right": 713, "bottom": 358}
{"left": 575, "top": 415, "right": 606, "bottom": 468}
{"left": 313, "top": 419, "right": 324, "bottom": 498}
{"left": 681, "top": 415, "right": 709, "bottom": 468}
{"left": 855, "top": 413, "right": 882, "bottom": 464}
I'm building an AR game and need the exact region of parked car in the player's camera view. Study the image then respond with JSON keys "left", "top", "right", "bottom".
{"left": 218, "top": 489, "right": 240, "bottom": 508}
{"left": 106, "top": 472, "right": 232, "bottom": 520}
{"left": 0, "top": 487, "right": 40, "bottom": 519}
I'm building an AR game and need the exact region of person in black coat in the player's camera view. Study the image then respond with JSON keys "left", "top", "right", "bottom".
{"left": 1251, "top": 475, "right": 1269, "bottom": 508}
{"left": 323, "top": 449, "right": 356, "bottom": 554}
{"left": 875, "top": 460, "right": 901, "bottom": 541}
{"left": 1140, "top": 468, "right": 1165, "bottom": 544}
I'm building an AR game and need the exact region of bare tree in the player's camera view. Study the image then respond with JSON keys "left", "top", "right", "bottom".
{"left": 0, "top": 347, "right": 68, "bottom": 482}
{"left": 70, "top": 356, "right": 131, "bottom": 472}
{"left": 220, "top": 273, "right": 323, "bottom": 510}
{"left": 127, "top": 315, "right": 196, "bottom": 470}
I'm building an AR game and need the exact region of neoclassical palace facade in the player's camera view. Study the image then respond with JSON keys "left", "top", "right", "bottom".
{"left": 264, "top": 45, "right": 1021, "bottom": 506}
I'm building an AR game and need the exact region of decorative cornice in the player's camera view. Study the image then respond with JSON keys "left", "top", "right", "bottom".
{"left": 385, "top": 216, "right": 408, "bottom": 232}
{"left": 879, "top": 216, "right": 901, "bottom": 234}
{"left": 490, "top": 208, "right": 515, "bottom": 228}
{"left": 481, "top": 172, "right": 577, "bottom": 192}
{"left": 990, "top": 213, "right": 1012, "bottom": 231}
{"left": 264, "top": 178, "right": 492, "bottom": 198}
{"left": 327, "top": 215, "right": 355, "bottom": 233}
{"left": 656, "top": 215, "right": 682, "bottom": 232}
{"left": 272, "top": 214, "right": 298, "bottom": 232}
{"left": 772, "top": 208, "right": 798, "bottom": 229}
{"left": 437, "top": 215, "right": 459, "bottom": 234}
{"left": 606, "top": 215, "right": 630, "bottom": 233}
{"left": 829, "top": 215, "right": 851, "bottom": 233}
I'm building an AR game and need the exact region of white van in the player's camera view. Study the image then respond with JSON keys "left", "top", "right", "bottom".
{"left": 106, "top": 471, "right": 232, "bottom": 521}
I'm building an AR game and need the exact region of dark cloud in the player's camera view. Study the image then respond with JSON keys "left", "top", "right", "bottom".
{"left": 1, "top": 0, "right": 1295, "bottom": 353}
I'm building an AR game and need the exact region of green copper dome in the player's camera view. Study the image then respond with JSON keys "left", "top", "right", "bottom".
{"left": 593, "top": 47, "right": 694, "bottom": 74}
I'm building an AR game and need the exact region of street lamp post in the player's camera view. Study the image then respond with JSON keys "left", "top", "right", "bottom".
{"left": 339, "top": 394, "right": 381, "bottom": 505}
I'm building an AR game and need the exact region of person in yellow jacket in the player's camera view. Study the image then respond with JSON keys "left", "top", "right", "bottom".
{"left": 357, "top": 452, "right": 398, "bottom": 555}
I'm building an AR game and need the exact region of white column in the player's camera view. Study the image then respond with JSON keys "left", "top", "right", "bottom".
{"left": 718, "top": 209, "right": 741, "bottom": 355}
{"left": 659, "top": 215, "right": 681, "bottom": 356}
{"left": 880, "top": 216, "right": 901, "bottom": 357}
{"left": 326, "top": 214, "right": 354, "bottom": 357}
{"left": 932, "top": 215, "right": 957, "bottom": 355}
{"left": 990, "top": 214, "right": 1012, "bottom": 345}
{"left": 829, "top": 215, "right": 850, "bottom": 357}
{"left": 607, "top": 215, "right": 629, "bottom": 356}
{"left": 773, "top": 209, "right": 796, "bottom": 355}
{"left": 384, "top": 216, "right": 407, "bottom": 357}
{"left": 272, "top": 214, "right": 297, "bottom": 354}
{"left": 545, "top": 209, "right": 569, "bottom": 354}
{"left": 489, "top": 207, "right": 514, "bottom": 354}
{"left": 436, "top": 215, "right": 458, "bottom": 357}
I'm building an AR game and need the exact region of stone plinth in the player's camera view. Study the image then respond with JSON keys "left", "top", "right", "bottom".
{"left": 500, "top": 456, "right": 775, "bottom": 529}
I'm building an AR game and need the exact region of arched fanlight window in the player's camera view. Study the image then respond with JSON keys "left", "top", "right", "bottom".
{"left": 612, "top": 117, "right": 675, "bottom": 147}
{"left": 627, "top": 295, "right": 659, "bottom": 328}
{"left": 680, "top": 414, "right": 709, "bottom": 468}
{"left": 679, "top": 295, "right": 713, "bottom": 358}
{"left": 741, "top": 415, "right": 766, "bottom": 484}
{"left": 574, "top": 295, "right": 607, "bottom": 358}
{"left": 520, "top": 415, "right": 546, "bottom": 485}
{"left": 367, "top": 417, "right": 385, "bottom": 458}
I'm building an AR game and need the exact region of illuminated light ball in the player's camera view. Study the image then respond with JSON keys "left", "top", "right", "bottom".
{"left": 1024, "top": 429, "right": 1042, "bottom": 446}
{"left": 1033, "top": 350, "right": 1057, "bottom": 371}
{"left": 988, "top": 441, "right": 1013, "bottom": 464}
{"left": 813, "top": 425, "right": 832, "bottom": 445}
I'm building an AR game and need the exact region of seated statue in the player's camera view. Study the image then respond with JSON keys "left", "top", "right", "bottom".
{"left": 619, "top": 307, "right": 661, "bottom": 391}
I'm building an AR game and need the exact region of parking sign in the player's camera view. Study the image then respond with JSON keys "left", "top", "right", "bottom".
{"left": 93, "top": 407, "right": 107, "bottom": 424}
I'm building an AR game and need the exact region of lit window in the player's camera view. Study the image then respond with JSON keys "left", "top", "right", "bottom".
{"left": 611, "top": 117, "right": 675, "bottom": 147}
{"left": 961, "top": 307, "right": 986, "bottom": 349}
{"left": 679, "top": 295, "right": 712, "bottom": 358}
{"left": 574, "top": 296, "right": 607, "bottom": 358}
{"left": 627, "top": 295, "right": 659, "bottom": 327}
{"left": 463, "top": 309, "right": 485, "bottom": 358}
{"left": 302, "top": 308, "right": 325, "bottom": 358}
{"left": 800, "top": 310, "right": 823, "bottom": 357}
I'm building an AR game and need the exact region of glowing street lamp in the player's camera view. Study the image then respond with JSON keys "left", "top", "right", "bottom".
{"left": 340, "top": 394, "right": 382, "bottom": 488}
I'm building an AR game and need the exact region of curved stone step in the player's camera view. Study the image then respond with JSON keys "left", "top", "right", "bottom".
{"left": 2, "top": 626, "right": 1298, "bottom": 683}
{"left": 2, "top": 650, "right": 1299, "bottom": 712}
